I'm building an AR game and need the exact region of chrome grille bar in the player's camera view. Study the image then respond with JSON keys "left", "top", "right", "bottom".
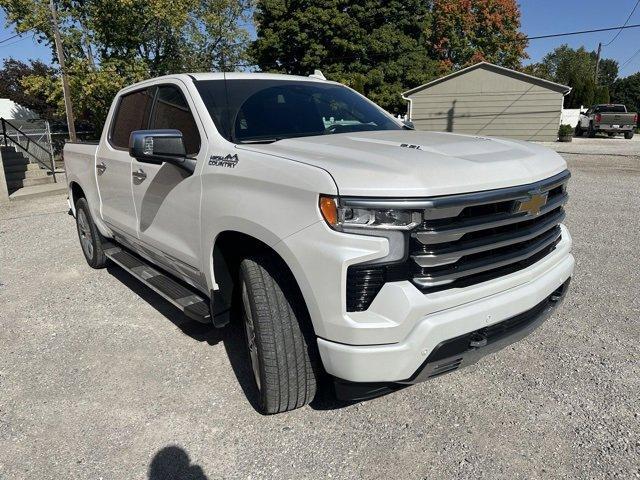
{"left": 412, "top": 209, "right": 565, "bottom": 267}
{"left": 414, "top": 193, "right": 567, "bottom": 244}
{"left": 413, "top": 227, "right": 562, "bottom": 288}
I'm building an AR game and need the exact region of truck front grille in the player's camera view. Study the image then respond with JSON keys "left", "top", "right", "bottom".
{"left": 346, "top": 170, "right": 570, "bottom": 311}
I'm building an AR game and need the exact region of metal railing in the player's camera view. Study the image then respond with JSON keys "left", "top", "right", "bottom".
{"left": 1, "top": 117, "right": 56, "bottom": 182}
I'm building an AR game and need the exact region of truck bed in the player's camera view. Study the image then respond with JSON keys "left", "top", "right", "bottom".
{"left": 64, "top": 141, "right": 99, "bottom": 212}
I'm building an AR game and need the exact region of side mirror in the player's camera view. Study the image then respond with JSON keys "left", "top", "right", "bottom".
{"left": 129, "top": 129, "right": 196, "bottom": 173}
{"left": 402, "top": 119, "right": 415, "bottom": 130}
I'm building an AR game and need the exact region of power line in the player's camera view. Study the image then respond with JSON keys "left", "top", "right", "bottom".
{"left": 620, "top": 46, "right": 640, "bottom": 70}
{"left": 527, "top": 23, "right": 640, "bottom": 40}
{"left": 0, "top": 36, "right": 30, "bottom": 48}
{"left": 0, "top": 32, "right": 21, "bottom": 44}
{"left": 603, "top": 0, "right": 640, "bottom": 46}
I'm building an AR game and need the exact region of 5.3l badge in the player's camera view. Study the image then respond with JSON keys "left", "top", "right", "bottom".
{"left": 209, "top": 154, "right": 239, "bottom": 168}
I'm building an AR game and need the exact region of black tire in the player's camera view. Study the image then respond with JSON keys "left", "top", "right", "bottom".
{"left": 608, "top": 132, "right": 616, "bottom": 137}
{"left": 587, "top": 122, "right": 596, "bottom": 138}
{"left": 624, "top": 131, "right": 634, "bottom": 139}
{"left": 239, "top": 254, "right": 317, "bottom": 414}
{"left": 75, "top": 197, "right": 108, "bottom": 269}
{"left": 574, "top": 125, "right": 583, "bottom": 137}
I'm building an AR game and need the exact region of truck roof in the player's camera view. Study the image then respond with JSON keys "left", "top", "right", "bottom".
{"left": 121, "top": 72, "right": 331, "bottom": 93}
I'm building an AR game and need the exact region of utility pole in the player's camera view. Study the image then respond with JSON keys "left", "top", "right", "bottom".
{"left": 49, "top": 0, "right": 77, "bottom": 142}
{"left": 594, "top": 42, "right": 602, "bottom": 84}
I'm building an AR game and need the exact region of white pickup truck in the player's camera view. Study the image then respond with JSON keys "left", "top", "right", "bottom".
{"left": 64, "top": 73, "right": 574, "bottom": 414}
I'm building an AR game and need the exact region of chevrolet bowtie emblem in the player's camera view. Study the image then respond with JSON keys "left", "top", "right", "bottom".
{"left": 516, "top": 192, "right": 548, "bottom": 216}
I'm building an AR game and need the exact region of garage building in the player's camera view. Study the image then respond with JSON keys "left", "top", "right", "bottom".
{"left": 402, "top": 62, "right": 571, "bottom": 142}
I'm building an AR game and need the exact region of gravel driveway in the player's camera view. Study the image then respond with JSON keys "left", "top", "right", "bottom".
{"left": 1, "top": 152, "right": 638, "bottom": 479}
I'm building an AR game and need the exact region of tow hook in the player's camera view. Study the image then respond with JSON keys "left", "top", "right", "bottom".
{"left": 469, "top": 331, "right": 488, "bottom": 349}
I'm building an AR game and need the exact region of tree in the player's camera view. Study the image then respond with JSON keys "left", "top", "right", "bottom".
{"left": 611, "top": 73, "right": 640, "bottom": 124}
{"left": 0, "top": 58, "right": 60, "bottom": 120}
{"left": 524, "top": 45, "right": 619, "bottom": 108}
{"left": 427, "top": 0, "right": 528, "bottom": 70}
{"left": 251, "top": 0, "right": 528, "bottom": 114}
{"left": 0, "top": 0, "right": 253, "bottom": 130}
{"left": 251, "top": 0, "right": 441, "bottom": 114}
{"left": 596, "top": 58, "right": 618, "bottom": 87}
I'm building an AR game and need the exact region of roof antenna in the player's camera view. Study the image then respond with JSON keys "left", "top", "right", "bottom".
{"left": 309, "top": 69, "right": 326, "bottom": 80}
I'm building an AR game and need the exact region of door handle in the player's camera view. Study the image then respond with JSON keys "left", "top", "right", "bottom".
{"left": 132, "top": 169, "right": 147, "bottom": 184}
{"left": 96, "top": 162, "right": 106, "bottom": 175}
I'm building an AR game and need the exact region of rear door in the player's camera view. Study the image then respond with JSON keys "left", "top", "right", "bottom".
{"left": 130, "top": 82, "right": 206, "bottom": 287}
{"left": 97, "top": 88, "right": 153, "bottom": 237}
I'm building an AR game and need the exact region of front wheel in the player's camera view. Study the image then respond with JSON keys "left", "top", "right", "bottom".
{"left": 587, "top": 122, "right": 596, "bottom": 138}
{"left": 625, "top": 131, "right": 634, "bottom": 139}
{"left": 574, "top": 125, "right": 583, "bottom": 137}
{"left": 75, "top": 198, "right": 108, "bottom": 269}
{"left": 239, "top": 254, "right": 318, "bottom": 414}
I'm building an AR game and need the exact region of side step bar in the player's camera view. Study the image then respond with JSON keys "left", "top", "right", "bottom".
{"left": 104, "top": 246, "right": 211, "bottom": 323}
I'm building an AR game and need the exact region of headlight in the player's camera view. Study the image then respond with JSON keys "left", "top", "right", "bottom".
{"left": 319, "top": 195, "right": 422, "bottom": 231}
{"left": 319, "top": 195, "right": 422, "bottom": 265}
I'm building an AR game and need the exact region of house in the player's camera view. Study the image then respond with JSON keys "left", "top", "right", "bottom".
{"left": 402, "top": 62, "right": 571, "bottom": 142}
{"left": 0, "top": 99, "right": 39, "bottom": 120}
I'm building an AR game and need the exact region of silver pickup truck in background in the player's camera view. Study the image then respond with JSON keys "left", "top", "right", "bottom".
{"left": 575, "top": 104, "right": 637, "bottom": 139}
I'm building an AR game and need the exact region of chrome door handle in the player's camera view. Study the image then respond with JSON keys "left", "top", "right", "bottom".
{"left": 132, "top": 169, "right": 147, "bottom": 184}
{"left": 96, "top": 162, "right": 106, "bottom": 175}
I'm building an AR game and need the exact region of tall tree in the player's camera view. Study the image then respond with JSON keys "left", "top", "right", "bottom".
{"left": 251, "top": 0, "right": 441, "bottom": 114}
{"left": 0, "top": 59, "right": 59, "bottom": 120}
{"left": 524, "top": 45, "right": 616, "bottom": 108}
{"left": 251, "top": 0, "right": 528, "bottom": 114}
{"left": 595, "top": 58, "right": 619, "bottom": 88}
{"left": 611, "top": 73, "right": 640, "bottom": 124}
{"left": 427, "top": 0, "right": 528, "bottom": 70}
{"left": 0, "top": 0, "right": 253, "bottom": 129}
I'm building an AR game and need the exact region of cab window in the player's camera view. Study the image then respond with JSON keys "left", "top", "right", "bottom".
{"left": 110, "top": 89, "right": 153, "bottom": 149}
{"left": 150, "top": 85, "right": 201, "bottom": 156}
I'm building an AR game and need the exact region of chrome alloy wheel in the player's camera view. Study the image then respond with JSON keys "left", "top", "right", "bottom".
{"left": 242, "top": 282, "right": 261, "bottom": 391}
{"left": 77, "top": 208, "right": 94, "bottom": 259}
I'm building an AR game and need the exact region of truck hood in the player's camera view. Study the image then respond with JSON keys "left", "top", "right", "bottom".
{"left": 237, "top": 130, "right": 568, "bottom": 197}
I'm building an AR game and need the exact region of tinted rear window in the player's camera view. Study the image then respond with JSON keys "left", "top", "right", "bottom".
{"left": 596, "top": 105, "right": 626, "bottom": 113}
{"left": 110, "top": 89, "right": 153, "bottom": 149}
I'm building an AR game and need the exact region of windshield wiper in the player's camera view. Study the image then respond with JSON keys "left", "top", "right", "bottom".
{"left": 237, "top": 138, "right": 281, "bottom": 144}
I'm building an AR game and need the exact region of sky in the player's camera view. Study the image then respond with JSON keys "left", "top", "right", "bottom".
{"left": 1, "top": 0, "right": 639, "bottom": 77}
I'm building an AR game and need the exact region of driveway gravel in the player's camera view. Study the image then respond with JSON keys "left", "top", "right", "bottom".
{"left": 0, "top": 151, "right": 638, "bottom": 479}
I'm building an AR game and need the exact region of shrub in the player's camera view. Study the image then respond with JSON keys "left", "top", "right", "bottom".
{"left": 558, "top": 124, "right": 574, "bottom": 137}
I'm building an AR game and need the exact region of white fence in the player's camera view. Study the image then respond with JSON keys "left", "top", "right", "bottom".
{"left": 560, "top": 107, "right": 584, "bottom": 128}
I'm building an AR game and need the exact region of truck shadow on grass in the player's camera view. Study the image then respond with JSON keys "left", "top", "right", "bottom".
{"left": 107, "top": 263, "right": 349, "bottom": 413}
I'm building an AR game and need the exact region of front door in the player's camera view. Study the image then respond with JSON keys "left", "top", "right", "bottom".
{"left": 130, "top": 82, "right": 205, "bottom": 287}
{"left": 97, "top": 88, "right": 153, "bottom": 238}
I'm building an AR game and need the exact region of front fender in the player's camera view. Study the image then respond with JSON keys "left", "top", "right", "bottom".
{"left": 200, "top": 148, "right": 338, "bottom": 292}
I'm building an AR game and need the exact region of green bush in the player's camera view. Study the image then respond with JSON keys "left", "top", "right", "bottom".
{"left": 558, "top": 124, "right": 574, "bottom": 137}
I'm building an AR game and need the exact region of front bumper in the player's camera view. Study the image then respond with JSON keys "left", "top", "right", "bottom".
{"left": 334, "top": 278, "right": 570, "bottom": 401}
{"left": 315, "top": 246, "right": 574, "bottom": 384}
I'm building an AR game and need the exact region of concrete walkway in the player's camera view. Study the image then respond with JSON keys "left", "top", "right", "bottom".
{"left": 8, "top": 182, "right": 67, "bottom": 201}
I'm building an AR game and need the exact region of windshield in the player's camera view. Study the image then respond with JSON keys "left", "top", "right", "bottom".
{"left": 194, "top": 79, "right": 402, "bottom": 143}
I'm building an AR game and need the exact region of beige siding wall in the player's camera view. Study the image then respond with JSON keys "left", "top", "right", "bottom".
{"left": 407, "top": 68, "right": 564, "bottom": 141}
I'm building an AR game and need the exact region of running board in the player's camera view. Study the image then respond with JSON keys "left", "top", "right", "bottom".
{"left": 104, "top": 246, "right": 211, "bottom": 323}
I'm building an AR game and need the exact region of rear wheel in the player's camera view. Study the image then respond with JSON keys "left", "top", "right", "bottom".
{"left": 75, "top": 198, "right": 108, "bottom": 269}
{"left": 587, "top": 122, "right": 596, "bottom": 138}
{"left": 625, "top": 131, "right": 634, "bottom": 139}
{"left": 239, "top": 254, "right": 318, "bottom": 414}
{"left": 574, "top": 125, "right": 583, "bottom": 137}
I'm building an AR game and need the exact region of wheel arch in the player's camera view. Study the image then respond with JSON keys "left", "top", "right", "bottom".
{"left": 69, "top": 181, "right": 85, "bottom": 213}
{"left": 209, "top": 229, "right": 319, "bottom": 337}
